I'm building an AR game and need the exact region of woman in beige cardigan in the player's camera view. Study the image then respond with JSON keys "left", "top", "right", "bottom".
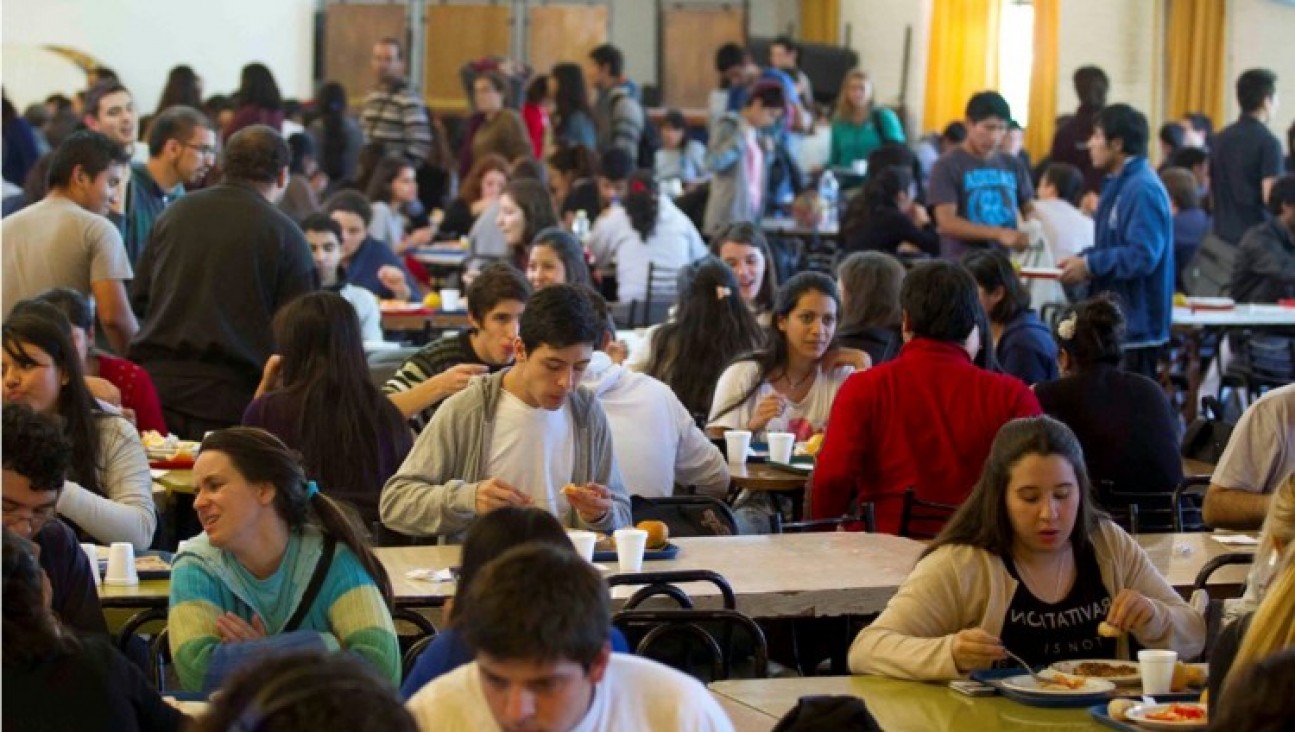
{"left": 851, "top": 416, "right": 1205, "bottom": 681}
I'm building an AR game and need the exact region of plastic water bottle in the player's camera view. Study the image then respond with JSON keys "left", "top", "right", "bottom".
{"left": 818, "top": 170, "right": 839, "bottom": 231}
{"left": 572, "top": 210, "right": 591, "bottom": 243}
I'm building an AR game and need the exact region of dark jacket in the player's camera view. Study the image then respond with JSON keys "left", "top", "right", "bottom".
{"left": 1084, "top": 157, "right": 1174, "bottom": 347}
{"left": 995, "top": 310, "right": 1059, "bottom": 386}
{"left": 1230, "top": 217, "right": 1295, "bottom": 303}
{"left": 36, "top": 519, "right": 108, "bottom": 635}
{"left": 836, "top": 324, "right": 902, "bottom": 366}
{"left": 842, "top": 207, "right": 940, "bottom": 258}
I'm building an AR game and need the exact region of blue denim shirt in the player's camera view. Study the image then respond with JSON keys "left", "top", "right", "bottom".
{"left": 1085, "top": 157, "right": 1174, "bottom": 346}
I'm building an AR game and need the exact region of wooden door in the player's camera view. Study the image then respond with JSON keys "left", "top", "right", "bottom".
{"left": 324, "top": 4, "right": 408, "bottom": 106}
{"left": 660, "top": 5, "right": 746, "bottom": 110}
{"left": 423, "top": 4, "right": 512, "bottom": 112}
{"left": 528, "top": 4, "right": 609, "bottom": 74}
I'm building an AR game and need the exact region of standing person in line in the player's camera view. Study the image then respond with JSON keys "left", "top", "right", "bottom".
{"left": 123, "top": 106, "right": 216, "bottom": 264}
{"left": 549, "top": 63, "right": 598, "bottom": 151}
{"left": 309, "top": 82, "right": 365, "bottom": 191}
{"left": 1210, "top": 69, "right": 1283, "bottom": 247}
{"left": 456, "top": 72, "right": 531, "bottom": 178}
{"left": 928, "top": 92, "right": 1034, "bottom": 260}
{"left": 223, "top": 63, "right": 285, "bottom": 140}
{"left": 1058, "top": 104, "right": 1173, "bottom": 381}
{"left": 830, "top": 70, "right": 906, "bottom": 171}
{"left": 1049, "top": 66, "right": 1109, "bottom": 195}
{"left": 362, "top": 38, "right": 433, "bottom": 166}
{"left": 703, "top": 82, "right": 785, "bottom": 234}
{"left": 586, "top": 44, "right": 645, "bottom": 159}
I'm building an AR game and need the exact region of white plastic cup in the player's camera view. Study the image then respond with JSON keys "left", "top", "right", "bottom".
{"left": 1138, "top": 649, "right": 1178, "bottom": 694}
{"left": 104, "top": 542, "right": 138, "bottom": 586}
{"left": 768, "top": 432, "right": 795, "bottom": 464}
{"left": 613, "top": 528, "right": 648, "bottom": 573}
{"left": 439, "top": 288, "right": 461, "bottom": 312}
{"left": 724, "top": 430, "right": 752, "bottom": 466}
{"left": 80, "top": 543, "right": 101, "bottom": 587}
{"left": 567, "top": 530, "right": 597, "bottom": 563}
{"left": 851, "top": 159, "right": 868, "bottom": 176}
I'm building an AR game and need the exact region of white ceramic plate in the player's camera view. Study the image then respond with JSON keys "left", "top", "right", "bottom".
{"left": 999, "top": 670, "right": 1116, "bottom": 696}
{"left": 1123, "top": 702, "right": 1208, "bottom": 729}
{"left": 1184, "top": 296, "right": 1236, "bottom": 310}
{"left": 1049, "top": 659, "right": 1141, "bottom": 685}
{"left": 1020, "top": 266, "right": 1063, "bottom": 280}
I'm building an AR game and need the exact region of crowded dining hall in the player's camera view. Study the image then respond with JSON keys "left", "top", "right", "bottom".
{"left": 3, "top": 0, "right": 1295, "bottom": 729}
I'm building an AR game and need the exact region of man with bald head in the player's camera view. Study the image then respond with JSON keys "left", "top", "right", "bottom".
{"left": 129, "top": 125, "right": 316, "bottom": 437}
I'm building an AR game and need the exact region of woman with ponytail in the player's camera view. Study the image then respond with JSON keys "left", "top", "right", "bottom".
{"left": 168, "top": 427, "right": 398, "bottom": 693}
{"left": 587, "top": 169, "right": 707, "bottom": 303}
{"left": 308, "top": 82, "right": 363, "bottom": 191}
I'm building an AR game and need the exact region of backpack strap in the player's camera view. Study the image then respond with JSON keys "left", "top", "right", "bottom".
{"left": 283, "top": 535, "right": 337, "bottom": 633}
{"left": 871, "top": 108, "right": 896, "bottom": 145}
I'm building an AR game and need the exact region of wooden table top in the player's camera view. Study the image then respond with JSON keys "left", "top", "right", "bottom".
{"left": 380, "top": 309, "right": 471, "bottom": 332}
{"left": 1136, "top": 531, "right": 1253, "bottom": 590}
{"left": 728, "top": 462, "right": 810, "bottom": 492}
{"left": 709, "top": 676, "right": 1102, "bottom": 730}
{"left": 1181, "top": 458, "right": 1215, "bottom": 478}
{"left": 709, "top": 691, "right": 776, "bottom": 732}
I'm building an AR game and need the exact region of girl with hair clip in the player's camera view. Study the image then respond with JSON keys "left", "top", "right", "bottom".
{"left": 243, "top": 292, "right": 413, "bottom": 538}
{"left": 708, "top": 272, "right": 869, "bottom": 533}
{"left": 711, "top": 221, "right": 780, "bottom": 327}
{"left": 641, "top": 257, "right": 766, "bottom": 418}
{"left": 168, "top": 427, "right": 399, "bottom": 692}
{"left": 587, "top": 170, "right": 707, "bottom": 304}
{"left": 1034, "top": 295, "right": 1183, "bottom": 518}
{"left": 850, "top": 416, "right": 1204, "bottom": 680}
{"left": 1, "top": 308, "right": 155, "bottom": 550}
{"left": 2, "top": 528, "right": 186, "bottom": 731}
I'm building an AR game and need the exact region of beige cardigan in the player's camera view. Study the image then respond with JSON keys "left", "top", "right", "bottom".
{"left": 850, "top": 521, "right": 1207, "bottom": 681}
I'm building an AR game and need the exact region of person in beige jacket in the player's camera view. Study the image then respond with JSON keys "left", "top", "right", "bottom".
{"left": 851, "top": 416, "right": 1206, "bottom": 681}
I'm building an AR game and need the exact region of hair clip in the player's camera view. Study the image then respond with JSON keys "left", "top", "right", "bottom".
{"left": 716, "top": 285, "right": 732, "bottom": 300}
{"left": 305, "top": 480, "right": 320, "bottom": 499}
{"left": 1057, "top": 313, "right": 1078, "bottom": 341}
{"left": 629, "top": 179, "right": 648, "bottom": 195}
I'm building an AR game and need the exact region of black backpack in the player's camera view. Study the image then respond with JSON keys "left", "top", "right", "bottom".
{"left": 612, "top": 89, "right": 660, "bottom": 169}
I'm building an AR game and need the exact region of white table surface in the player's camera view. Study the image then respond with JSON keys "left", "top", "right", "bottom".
{"left": 1172, "top": 303, "right": 1295, "bottom": 327}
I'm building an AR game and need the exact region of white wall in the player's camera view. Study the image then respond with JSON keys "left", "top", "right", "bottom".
{"left": 1227, "top": 0, "right": 1295, "bottom": 148}
{"left": 1054, "top": 0, "right": 1163, "bottom": 126}
{"left": 1, "top": 0, "right": 317, "bottom": 111}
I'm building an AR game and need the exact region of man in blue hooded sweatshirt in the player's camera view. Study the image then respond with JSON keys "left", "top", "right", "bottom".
{"left": 1059, "top": 103, "right": 1173, "bottom": 379}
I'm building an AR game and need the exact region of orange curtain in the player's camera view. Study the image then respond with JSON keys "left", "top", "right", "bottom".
{"left": 800, "top": 0, "right": 841, "bottom": 45}
{"left": 1166, "top": 0, "right": 1227, "bottom": 125}
{"left": 1025, "top": 0, "right": 1060, "bottom": 161}
{"left": 923, "top": 0, "right": 1001, "bottom": 134}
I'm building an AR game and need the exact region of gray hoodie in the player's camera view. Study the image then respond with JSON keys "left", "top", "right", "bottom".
{"left": 380, "top": 369, "right": 631, "bottom": 542}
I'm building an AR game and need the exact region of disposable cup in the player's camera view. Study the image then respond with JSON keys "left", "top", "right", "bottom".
{"left": 724, "top": 430, "right": 752, "bottom": 466}
{"left": 80, "top": 542, "right": 101, "bottom": 586}
{"left": 1138, "top": 649, "right": 1178, "bottom": 694}
{"left": 613, "top": 528, "right": 648, "bottom": 573}
{"left": 768, "top": 432, "right": 795, "bottom": 464}
{"left": 104, "top": 542, "right": 138, "bottom": 586}
{"left": 440, "top": 288, "right": 462, "bottom": 312}
{"left": 567, "top": 530, "right": 598, "bottom": 563}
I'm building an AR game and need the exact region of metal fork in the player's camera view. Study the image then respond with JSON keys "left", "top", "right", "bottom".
{"left": 1003, "top": 648, "right": 1050, "bottom": 685}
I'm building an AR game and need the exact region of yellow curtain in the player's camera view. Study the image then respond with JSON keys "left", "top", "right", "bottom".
{"left": 923, "top": 0, "right": 1001, "bottom": 134}
{"left": 800, "top": 0, "right": 840, "bottom": 45}
{"left": 1025, "top": 0, "right": 1060, "bottom": 161}
{"left": 1165, "top": 0, "right": 1227, "bottom": 125}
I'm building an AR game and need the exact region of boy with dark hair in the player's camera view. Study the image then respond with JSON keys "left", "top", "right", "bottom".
{"left": 704, "top": 81, "right": 786, "bottom": 233}
{"left": 384, "top": 262, "right": 531, "bottom": 431}
{"left": 1231, "top": 175, "right": 1295, "bottom": 303}
{"left": 1211, "top": 68, "right": 1283, "bottom": 246}
{"left": 587, "top": 43, "right": 645, "bottom": 159}
{"left": 1050, "top": 65, "right": 1109, "bottom": 193}
{"left": 300, "top": 212, "right": 383, "bottom": 342}
{"left": 381, "top": 284, "right": 631, "bottom": 541}
{"left": 1, "top": 403, "right": 107, "bottom": 635}
{"left": 123, "top": 105, "right": 216, "bottom": 263}
{"left": 1032, "top": 162, "right": 1094, "bottom": 263}
{"left": 405, "top": 543, "right": 732, "bottom": 730}
{"left": 1161, "top": 166, "right": 1212, "bottom": 292}
{"left": 325, "top": 190, "right": 419, "bottom": 301}
{"left": 1058, "top": 103, "right": 1173, "bottom": 379}
{"left": 2, "top": 130, "right": 137, "bottom": 354}
{"left": 811, "top": 261, "right": 1041, "bottom": 534}
{"left": 929, "top": 91, "right": 1035, "bottom": 260}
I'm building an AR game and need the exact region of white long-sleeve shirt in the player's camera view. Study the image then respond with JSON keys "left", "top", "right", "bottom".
{"left": 56, "top": 414, "right": 156, "bottom": 550}
{"left": 581, "top": 352, "right": 729, "bottom": 499}
{"left": 587, "top": 196, "right": 708, "bottom": 304}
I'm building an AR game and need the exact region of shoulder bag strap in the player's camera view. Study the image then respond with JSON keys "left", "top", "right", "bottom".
{"left": 282, "top": 535, "right": 337, "bottom": 633}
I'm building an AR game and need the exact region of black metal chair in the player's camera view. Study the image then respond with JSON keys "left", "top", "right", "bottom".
{"left": 115, "top": 607, "right": 171, "bottom": 690}
{"left": 1173, "top": 476, "right": 1212, "bottom": 532}
{"left": 774, "top": 502, "right": 877, "bottom": 534}
{"left": 1190, "top": 552, "right": 1256, "bottom": 662}
{"left": 625, "top": 262, "right": 679, "bottom": 328}
{"left": 392, "top": 607, "right": 439, "bottom": 668}
{"left": 1099, "top": 480, "right": 1184, "bottom": 535}
{"left": 611, "top": 608, "right": 769, "bottom": 681}
{"left": 630, "top": 495, "right": 738, "bottom": 537}
{"left": 607, "top": 569, "right": 736, "bottom": 610}
{"left": 1193, "top": 553, "right": 1256, "bottom": 597}
{"left": 402, "top": 633, "right": 438, "bottom": 680}
{"left": 898, "top": 488, "right": 958, "bottom": 539}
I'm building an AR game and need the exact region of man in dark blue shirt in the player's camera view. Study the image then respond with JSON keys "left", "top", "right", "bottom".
{"left": 1211, "top": 68, "right": 1283, "bottom": 245}
{"left": 1058, "top": 104, "right": 1173, "bottom": 380}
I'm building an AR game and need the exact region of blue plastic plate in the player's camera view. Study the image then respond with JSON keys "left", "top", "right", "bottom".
{"left": 593, "top": 542, "right": 680, "bottom": 563}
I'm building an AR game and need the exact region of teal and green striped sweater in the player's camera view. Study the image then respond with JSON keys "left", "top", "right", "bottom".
{"left": 168, "top": 526, "right": 398, "bottom": 691}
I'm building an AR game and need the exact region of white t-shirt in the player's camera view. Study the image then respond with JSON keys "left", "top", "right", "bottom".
{"left": 338, "top": 282, "right": 383, "bottom": 342}
{"left": 1213, "top": 382, "right": 1295, "bottom": 495}
{"left": 706, "top": 360, "right": 854, "bottom": 441}
{"left": 486, "top": 390, "right": 576, "bottom": 518}
{"left": 587, "top": 196, "right": 707, "bottom": 304}
{"left": 1030, "top": 198, "right": 1094, "bottom": 261}
{"left": 406, "top": 654, "right": 735, "bottom": 732}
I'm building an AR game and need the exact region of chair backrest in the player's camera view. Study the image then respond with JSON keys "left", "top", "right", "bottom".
{"left": 115, "top": 607, "right": 170, "bottom": 690}
{"left": 1173, "top": 476, "right": 1211, "bottom": 532}
{"left": 402, "top": 633, "right": 437, "bottom": 680}
{"left": 775, "top": 502, "right": 876, "bottom": 534}
{"left": 898, "top": 488, "right": 958, "bottom": 539}
{"left": 630, "top": 495, "right": 738, "bottom": 538}
{"left": 1192, "top": 552, "right": 1255, "bottom": 596}
{"left": 1242, "top": 331, "right": 1295, "bottom": 391}
{"left": 607, "top": 569, "right": 737, "bottom": 610}
{"left": 611, "top": 607, "right": 768, "bottom": 681}
{"left": 1099, "top": 481, "right": 1178, "bottom": 534}
{"left": 626, "top": 262, "right": 679, "bottom": 328}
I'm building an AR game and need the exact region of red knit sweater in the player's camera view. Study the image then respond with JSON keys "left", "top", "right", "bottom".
{"left": 810, "top": 338, "right": 1041, "bottom": 534}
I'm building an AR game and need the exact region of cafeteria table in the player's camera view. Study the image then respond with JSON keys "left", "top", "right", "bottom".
{"left": 709, "top": 675, "right": 1103, "bottom": 731}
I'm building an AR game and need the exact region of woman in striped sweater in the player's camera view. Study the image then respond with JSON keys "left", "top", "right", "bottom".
{"left": 168, "top": 428, "right": 399, "bottom": 692}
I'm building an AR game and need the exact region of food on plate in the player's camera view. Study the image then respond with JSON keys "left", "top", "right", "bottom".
{"left": 803, "top": 433, "right": 825, "bottom": 457}
{"left": 423, "top": 292, "right": 442, "bottom": 309}
{"left": 561, "top": 484, "right": 584, "bottom": 499}
{"left": 1198, "top": 689, "right": 1208, "bottom": 706}
{"left": 1097, "top": 621, "right": 1124, "bottom": 638}
{"left": 636, "top": 520, "right": 669, "bottom": 550}
{"left": 135, "top": 555, "right": 171, "bottom": 572}
{"left": 594, "top": 534, "right": 616, "bottom": 552}
{"left": 1072, "top": 661, "right": 1138, "bottom": 678}
{"left": 1037, "top": 671, "right": 1086, "bottom": 690}
{"left": 1108, "top": 698, "right": 1136, "bottom": 722}
{"left": 1171, "top": 661, "right": 1207, "bottom": 691}
{"left": 1144, "top": 703, "right": 1207, "bottom": 722}
{"left": 141, "top": 430, "right": 174, "bottom": 449}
